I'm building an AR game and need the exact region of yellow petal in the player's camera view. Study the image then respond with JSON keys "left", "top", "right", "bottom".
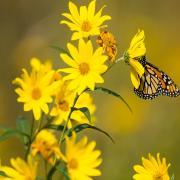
{"left": 130, "top": 30, "right": 145, "bottom": 49}
{"left": 60, "top": 53, "right": 78, "bottom": 68}
{"left": 127, "top": 29, "right": 146, "bottom": 58}
{"left": 32, "top": 106, "right": 41, "bottom": 120}
{"left": 60, "top": 20, "right": 79, "bottom": 31}
{"left": 68, "top": 1, "right": 80, "bottom": 23}
{"left": 24, "top": 103, "right": 32, "bottom": 111}
{"left": 129, "top": 59, "right": 144, "bottom": 77}
{"left": 71, "top": 32, "right": 83, "bottom": 40}
{"left": 130, "top": 69, "right": 140, "bottom": 89}
{"left": 61, "top": 13, "right": 79, "bottom": 25}
{"left": 94, "top": 15, "right": 111, "bottom": 26}
{"left": 40, "top": 103, "right": 49, "bottom": 114}
{"left": 88, "top": 0, "right": 96, "bottom": 19}
{"left": 67, "top": 43, "right": 80, "bottom": 61}
{"left": 80, "top": 6, "right": 88, "bottom": 19}
{"left": 30, "top": 57, "right": 41, "bottom": 71}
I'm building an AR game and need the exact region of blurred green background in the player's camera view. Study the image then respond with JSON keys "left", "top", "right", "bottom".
{"left": 0, "top": 0, "right": 180, "bottom": 179}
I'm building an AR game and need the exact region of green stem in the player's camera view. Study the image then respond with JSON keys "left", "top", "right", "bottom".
{"left": 102, "top": 56, "right": 124, "bottom": 76}
{"left": 51, "top": 93, "right": 80, "bottom": 168}
{"left": 47, "top": 161, "right": 60, "bottom": 180}
{"left": 44, "top": 160, "right": 48, "bottom": 180}
{"left": 25, "top": 115, "right": 35, "bottom": 160}
{"left": 58, "top": 93, "right": 80, "bottom": 145}
{"left": 115, "top": 56, "right": 124, "bottom": 63}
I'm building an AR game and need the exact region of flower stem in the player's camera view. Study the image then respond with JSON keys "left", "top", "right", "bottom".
{"left": 44, "top": 159, "right": 48, "bottom": 180}
{"left": 52, "top": 93, "right": 81, "bottom": 167}
{"left": 58, "top": 93, "right": 80, "bottom": 145}
{"left": 25, "top": 115, "right": 35, "bottom": 160}
{"left": 115, "top": 56, "right": 124, "bottom": 63}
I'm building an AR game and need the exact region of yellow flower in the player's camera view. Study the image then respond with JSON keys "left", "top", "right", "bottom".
{"left": 13, "top": 58, "right": 60, "bottom": 120}
{"left": 0, "top": 155, "right": 37, "bottom": 180}
{"left": 59, "top": 39, "right": 108, "bottom": 94}
{"left": 50, "top": 81, "right": 96, "bottom": 128}
{"left": 30, "top": 57, "right": 52, "bottom": 73}
{"left": 126, "top": 30, "right": 146, "bottom": 59}
{"left": 124, "top": 30, "right": 145, "bottom": 89}
{"left": 30, "top": 58, "right": 62, "bottom": 82}
{"left": 60, "top": 0, "right": 111, "bottom": 40}
{"left": 96, "top": 31, "right": 117, "bottom": 62}
{"left": 63, "top": 132, "right": 102, "bottom": 180}
{"left": 133, "top": 153, "right": 171, "bottom": 180}
{"left": 31, "top": 130, "right": 63, "bottom": 164}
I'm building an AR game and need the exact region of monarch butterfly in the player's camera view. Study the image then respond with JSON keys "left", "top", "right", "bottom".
{"left": 134, "top": 56, "right": 180, "bottom": 99}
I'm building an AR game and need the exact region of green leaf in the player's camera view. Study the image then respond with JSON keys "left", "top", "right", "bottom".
{"left": 50, "top": 45, "right": 71, "bottom": 57}
{"left": 72, "top": 107, "right": 91, "bottom": 123}
{"left": 171, "top": 174, "right": 174, "bottom": 180}
{"left": 0, "top": 171, "right": 9, "bottom": 177}
{"left": 16, "top": 116, "right": 30, "bottom": 147}
{"left": 47, "top": 161, "right": 60, "bottom": 180}
{"left": 43, "top": 124, "right": 65, "bottom": 131}
{"left": 65, "top": 123, "right": 114, "bottom": 143}
{"left": 93, "top": 86, "right": 132, "bottom": 113}
{"left": 0, "top": 128, "right": 29, "bottom": 142}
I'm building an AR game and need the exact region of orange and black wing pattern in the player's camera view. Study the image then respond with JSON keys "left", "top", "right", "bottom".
{"left": 134, "top": 56, "right": 180, "bottom": 100}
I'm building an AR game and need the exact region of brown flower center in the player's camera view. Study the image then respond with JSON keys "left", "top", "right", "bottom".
{"left": 68, "top": 158, "right": 78, "bottom": 169}
{"left": 153, "top": 174, "right": 163, "bottom": 180}
{"left": 31, "top": 87, "right": 42, "bottom": 100}
{"left": 79, "top": 63, "right": 90, "bottom": 75}
{"left": 58, "top": 100, "right": 69, "bottom": 111}
{"left": 53, "top": 72, "right": 62, "bottom": 81}
{"left": 81, "top": 20, "right": 92, "bottom": 32}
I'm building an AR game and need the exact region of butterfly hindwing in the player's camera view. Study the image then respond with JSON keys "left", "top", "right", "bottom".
{"left": 134, "top": 56, "right": 180, "bottom": 99}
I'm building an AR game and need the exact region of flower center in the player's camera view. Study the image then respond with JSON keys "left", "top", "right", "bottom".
{"left": 53, "top": 72, "right": 62, "bottom": 81}
{"left": 81, "top": 20, "right": 92, "bottom": 32}
{"left": 58, "top": 100, "right": 69, "bottom": 111}
{"left": 31, "top": 87, "right": 42, "bottom": 100}
{"left": 68, "top": 158, "right": 78, "bottom": 169}
{"left": 79, "top": 63, "right": 90, "bottom": 75}
{"left": 153, "top": 174, "right": 163, "bottom": 180}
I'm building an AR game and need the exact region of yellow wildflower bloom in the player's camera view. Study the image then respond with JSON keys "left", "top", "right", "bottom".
{"left": 13, "top": 58, "right": 60, "bottom": 120}
{"left": 30, "top": 57, "right": 62, "bottom": 84}
{"left": 50, "top": 82, "right": 96, "bottom": 128}
{"left": 124, "top": 30, "right": 145, "bottom": 89}
{"left": 97, "top": 31, "right": 117, "bottom": 62}
{"left": 59, "top": 39, "right": 108, "bottom": 94}
{"left": 63, "top": 132, "right": 102, "bottom": 180}
{"left": 31, "top": 130, "right": 63, "bottom": 164}
{"left": 133, "top": 153, "right": 171, "bottom": 180}
{"left": 30, "top": 57, "right": 52, "bottom": 73}
{"left": 127, "top": 30, "right": 146, "bottom": 59}
{"left": 0, "top": 155, "right": 37, "bottom": 180}
{"left": 60, "top": 0, "right": 111, "bottom": 40}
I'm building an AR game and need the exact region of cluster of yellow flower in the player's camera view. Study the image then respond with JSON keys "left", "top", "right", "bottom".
{"left": 0, "top": 0, "right": 173, "bottom": 180}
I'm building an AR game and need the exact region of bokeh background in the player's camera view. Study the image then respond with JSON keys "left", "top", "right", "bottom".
{"left": 0, "top": 0, "right": 180, "bottom": 179}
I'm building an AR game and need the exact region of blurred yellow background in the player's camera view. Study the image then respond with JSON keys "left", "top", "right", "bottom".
{"left": 0, "top": 0, "right": 180, "bottom": 179}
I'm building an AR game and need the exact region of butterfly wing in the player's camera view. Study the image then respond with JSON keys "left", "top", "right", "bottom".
{"left": 134, "top": 56, "right": 180, "bottom": 99}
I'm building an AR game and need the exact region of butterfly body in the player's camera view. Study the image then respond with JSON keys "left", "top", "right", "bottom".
{"left": 134, "top": 56, "right": 180, "bottom": 100}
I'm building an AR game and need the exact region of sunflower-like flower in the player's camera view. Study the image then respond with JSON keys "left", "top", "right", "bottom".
{"left": 13, "top": 58, "right": 61, "bottom": 120}
{"left": 59, "top": 39, "right": 108, "bottom": 94}
{"left": 124, "top": 30, "right": 145, "bottom": 89}
{"left": 63, "top": 132, "right": 102, "bottom": 180}
{"left": 0, "top": 155, "right": 37, "bottom": 180}
{"left": 133, "top": 153, "right": 171, "bottom": 180}
{"left": 60, "top": 0, "right": 111, "bottom": 40}
{"left": 50, "top": 81, "right": 96, "bottom": 128}
{"left": 31, "top": 130, "right": 63, "bottom": 164}
{"left": 97, "top": 31, "right": 117, "bottom": 62}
